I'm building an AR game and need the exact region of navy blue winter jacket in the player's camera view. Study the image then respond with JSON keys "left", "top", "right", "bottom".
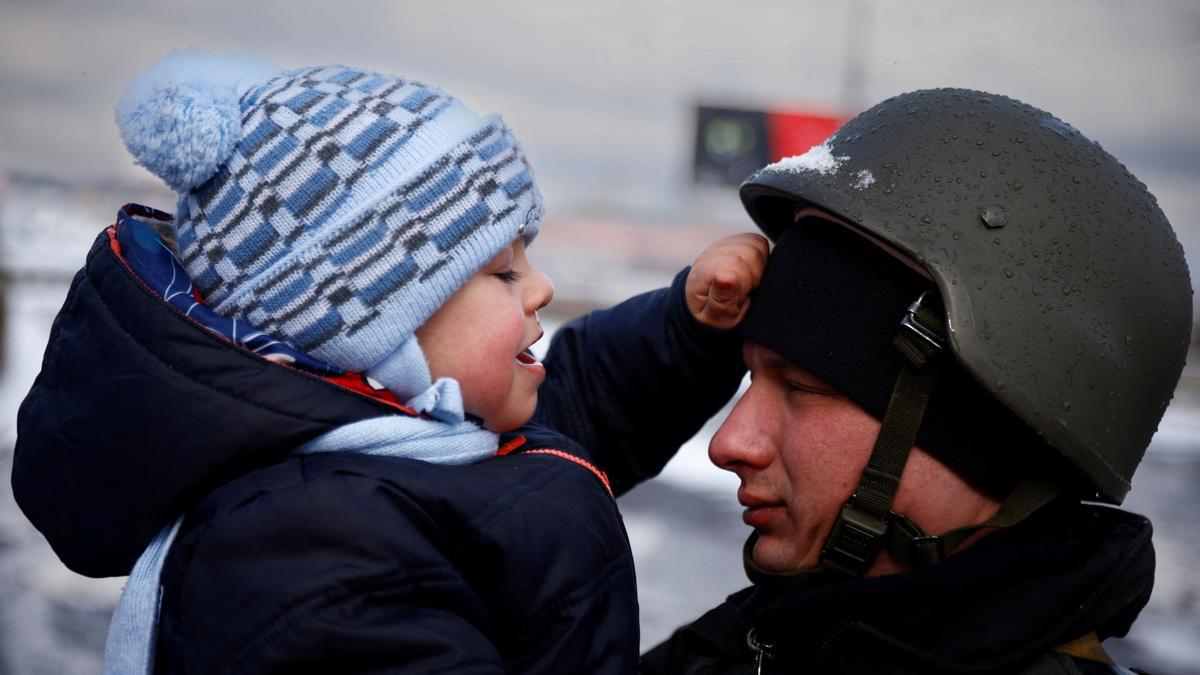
{"left": 12, "top": 205, "right": 746, "bottom": 673}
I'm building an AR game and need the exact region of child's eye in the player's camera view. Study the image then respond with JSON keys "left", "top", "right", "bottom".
{"left": 494, "top": 269, "right": 523, "bottom": 283}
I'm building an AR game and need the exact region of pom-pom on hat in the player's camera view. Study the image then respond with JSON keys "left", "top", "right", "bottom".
{"left": 116, "top": 50, "right": 544, "bottom": 401}
{"left": 116, "top": 49, "right": 282, "bottom": 193}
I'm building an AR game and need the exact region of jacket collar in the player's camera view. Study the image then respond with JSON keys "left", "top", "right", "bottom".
{"left": 13, "top": 205, "right": 421, "bottom": 577}
{"left": 740, "top": 499, "right": 1153, "bottom": 672}
{"left": 113, "top": 203, "right": 415, "bottom": 413}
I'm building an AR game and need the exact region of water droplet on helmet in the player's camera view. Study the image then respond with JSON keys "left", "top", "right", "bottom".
{"left": 1004, "top": 268, "right": 1015, "bottom": 278}
{"left": 1012, "top": 180, "right": 1024, "bottom": 191}
{"left": 981, "top": 204, "right": 1009, "bottom": 228}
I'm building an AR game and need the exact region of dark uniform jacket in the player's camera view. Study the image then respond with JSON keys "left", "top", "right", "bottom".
{"left": 640, "top": 498, "right": 1154, "bottom": 674}
{"left": 12, "top": 205, "right": 746, "bottom": 673}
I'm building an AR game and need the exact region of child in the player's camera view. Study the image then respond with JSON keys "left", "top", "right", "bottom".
{"left": 11, "top": 50, "right": 765, "bottom": 673}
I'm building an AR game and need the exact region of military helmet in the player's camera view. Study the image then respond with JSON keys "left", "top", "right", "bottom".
{"left": 740, "top": 88, "right": 1192, "bottom": 503}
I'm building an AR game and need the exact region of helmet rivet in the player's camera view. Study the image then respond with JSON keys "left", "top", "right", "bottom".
{"left": 981, "top": 204, "right": 1009, "bottom": 229}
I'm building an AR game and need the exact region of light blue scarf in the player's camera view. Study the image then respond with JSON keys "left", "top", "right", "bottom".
{"left": 102, "top": 378, "right": 497, "bottom": 674}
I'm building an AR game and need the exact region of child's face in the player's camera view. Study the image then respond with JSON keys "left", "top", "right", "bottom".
{"left": 415, "top": 239, "right": 554, "bottom": 432}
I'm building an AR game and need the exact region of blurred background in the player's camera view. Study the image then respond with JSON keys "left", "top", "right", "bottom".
{"left": 1, "top": 1, "right": 1197, "bottom": 673}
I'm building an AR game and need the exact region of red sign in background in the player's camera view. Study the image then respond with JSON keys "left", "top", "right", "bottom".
{"left": 765, "top": 111, "right": 846, "bottom": 161}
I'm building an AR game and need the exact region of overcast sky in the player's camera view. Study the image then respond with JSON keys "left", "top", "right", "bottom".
{"left": 2, "top": 0, "right": 1198, "bottom": 287}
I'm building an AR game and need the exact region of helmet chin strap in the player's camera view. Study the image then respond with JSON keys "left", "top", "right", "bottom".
{"left": 818, "top": 292, "right": 1059, "bottom": 578}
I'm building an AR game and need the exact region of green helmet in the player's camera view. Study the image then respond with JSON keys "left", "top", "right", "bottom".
{"left": 740, "top": 88, "right": 1192, "bottom": 504}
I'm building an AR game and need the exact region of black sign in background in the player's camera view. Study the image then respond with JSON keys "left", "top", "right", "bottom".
{"left": 692, "top": 106, "right": 771, "bottom": 187}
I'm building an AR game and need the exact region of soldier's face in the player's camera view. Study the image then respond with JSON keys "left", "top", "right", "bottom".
{"left": 708, "top": 342, "right": 881, "bottom": 573}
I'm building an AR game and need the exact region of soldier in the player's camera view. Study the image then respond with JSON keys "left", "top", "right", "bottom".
{"left": 642, "top": 88, "right": 1192, "bottom": 674}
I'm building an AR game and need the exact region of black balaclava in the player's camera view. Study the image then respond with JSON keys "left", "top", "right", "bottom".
{"left": 738, "top": 216, "right": 1068, "bottom": 498}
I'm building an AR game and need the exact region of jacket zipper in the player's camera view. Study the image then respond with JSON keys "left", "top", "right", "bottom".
{"left": 746, "top": 628, "right": 775, "bottom": 675}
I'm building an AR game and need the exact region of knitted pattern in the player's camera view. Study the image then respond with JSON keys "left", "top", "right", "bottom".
{"left": 171, "top": 65, "right": 543, "bottom": 372}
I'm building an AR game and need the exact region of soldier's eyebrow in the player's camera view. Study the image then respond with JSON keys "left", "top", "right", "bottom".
{"left": 756, "top": 350, "right": 841, "bottom": 395}
{"left": 759, "top": 351, "right": 795, "bottom": 372}
{"left": 758, "top": 350, "right": 810, "bottom": 378}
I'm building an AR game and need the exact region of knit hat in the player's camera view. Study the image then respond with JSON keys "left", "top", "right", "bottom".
{"left": 737, "top": 217, "right": 1072, "bottom": 497}
{"left": 116, "top": 49, "right": 543, "bottom": 400}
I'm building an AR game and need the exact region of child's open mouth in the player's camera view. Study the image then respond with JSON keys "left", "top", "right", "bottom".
{"left": 516, "top": 329, "right": 545, "bottom": 374}
{"left": 515, "top": 347, "right": 545, "bottom": 380}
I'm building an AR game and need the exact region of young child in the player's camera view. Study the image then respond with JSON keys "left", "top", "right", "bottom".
{"left": 11, "top": 50, "right": 765, "bottom": 673}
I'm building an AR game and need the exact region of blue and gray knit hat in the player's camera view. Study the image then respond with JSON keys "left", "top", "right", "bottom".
{"left": 116, "top": 49, "right": 543, "bottom": 400}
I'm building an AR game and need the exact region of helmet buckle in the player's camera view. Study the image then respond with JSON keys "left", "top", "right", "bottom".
{"left": 900, "top": 291, "right": 945, "bottom": 354}
{"left": 907, "top": 534, "right": 946, "bottom": 567}
{"left": 821, "top": 500, "right": 889, "bottom": 577}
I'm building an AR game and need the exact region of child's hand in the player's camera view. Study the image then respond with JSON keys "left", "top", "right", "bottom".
{"left": 686, "top": 233, "right": 770, "bottom": 330}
